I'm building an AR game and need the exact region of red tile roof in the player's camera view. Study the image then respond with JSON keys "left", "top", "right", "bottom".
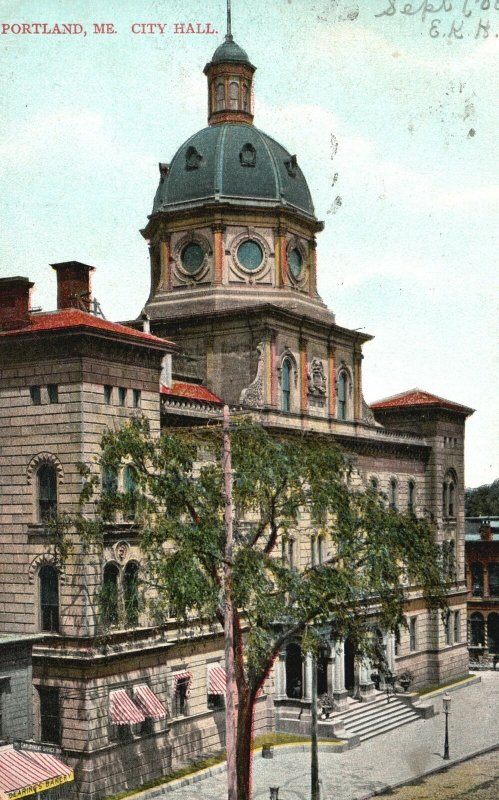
{"left": 161, "top": 381, "right": 223, "bottom": 405}
{"left": 0, "top": 308, "right": 173, "bottom": 348}
{"left": 370, "top": 388, "right": 474, "bottom": 415}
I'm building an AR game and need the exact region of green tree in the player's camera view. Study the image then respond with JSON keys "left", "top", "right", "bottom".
{"left": 78, "top": 415, "right": 447, "bottom": 800}
{"left": 465, "top": 480, "right": 499, "bottom": 516}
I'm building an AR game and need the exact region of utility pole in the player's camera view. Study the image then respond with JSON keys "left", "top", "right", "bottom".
{"left": 311, "top": 653, "right": 320, "bottom": 800}
{"left": 222, "top": 405, "right": 237, "bottom": 800}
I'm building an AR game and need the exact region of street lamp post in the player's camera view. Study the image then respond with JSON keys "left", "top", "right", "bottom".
{"left": 443, "top": 692, "right": 451, "bottom": 760}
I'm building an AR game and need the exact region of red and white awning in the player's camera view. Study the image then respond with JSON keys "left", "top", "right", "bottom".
{"left": 171, "top": 671, "right": 192, "bottom": 696}
{"left": 133, "top": 684, "right": 168, "bottom": 720}
{"left": 109, "top": 689, "right": 145, "bottom": 725}
{"left": 0, "top": 748, "right": 74, "bottom": 800}
{"left": 207, "top": 665, "right": 227, "bottom": 695}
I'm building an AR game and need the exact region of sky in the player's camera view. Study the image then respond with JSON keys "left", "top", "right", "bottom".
{"left": 0, "top": 0, "right": 497, "bottom": 487}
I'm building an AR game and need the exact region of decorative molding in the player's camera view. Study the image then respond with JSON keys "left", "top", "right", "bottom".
{"left": 239, "top": 342, "right": 265, "bottom": 408}
{"left": 27, "top": 452, "right": 64, "bottom": 485}
{"left": 307, "top": 357, "right": 327, "bottom": 396}
{"left": 172, "top": 232, "right": 211, "bottom": 285}
{"left": 28, "top": 553, "right": 66, "bottom": 585}
{"left": 114, "top": 541, "right": 130, "bottom": 562}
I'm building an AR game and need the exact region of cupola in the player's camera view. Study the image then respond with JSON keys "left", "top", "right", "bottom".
{"left": 203, "top": 3, "right": 255, "bottom": 125}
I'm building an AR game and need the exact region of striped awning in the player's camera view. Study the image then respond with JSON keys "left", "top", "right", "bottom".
{"left": 207, "top": 665, "right": 227, "bottom": 695}
{"left": 172, "top": 671, "right": 192, "bottom": 696}
{"left": 0, "top": 749, "right": 74, "bottom": 800}
{"left": 133, "top": 684, "right": 168, "bottom": 720}
{"left": 109, "top": 689, "right": 145, "bottom": 725}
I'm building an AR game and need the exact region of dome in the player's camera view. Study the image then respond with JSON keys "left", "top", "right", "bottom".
{"left": 152, "top": 124, "right": 315, "bottom": 219}
{"left": 210, "top": 36, "right": 250, "bottom": 65}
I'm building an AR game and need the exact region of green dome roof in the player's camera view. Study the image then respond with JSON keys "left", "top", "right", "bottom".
{"left": 210, "top": 36, "right": 250, "bottom": 65}
{"left": 152, "top": 124, "right": 315, "bottom": 218}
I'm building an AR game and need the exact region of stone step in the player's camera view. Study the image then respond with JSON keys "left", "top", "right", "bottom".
{"left": 336, "top": 696, "right": 410, "bottom": 723}
{"left": 339, "top": 697, "right": 421, "bottom": 742}
{"left": 356, "top": 714, "right": 422, "bottom": 742}
{"left": 343, "top": 705, "right": 418, "bottom": 735}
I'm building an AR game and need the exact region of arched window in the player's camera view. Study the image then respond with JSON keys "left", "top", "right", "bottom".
{"left": 490, "top": 563, "right": 499, "bottom": 597}
{"left": 216, "top": 81, "right": 225, "bottom": 110}
{"left": 370, "top": 477, "right": 378, "bottom": 491}
{"left": 469, "top": 612, "right": 485, "bottom": 647}
{"left": 442, "top": 470, "right": 457, "bottom": 518}
{"left": 389, "top": 478, "right": 397, "bottom": 509}
{"left": 38, "top": 464, "right": 57, "bottom": 523}
{"left": 448, "top": 482, "right": 455, "bottom": 517}
{"left": 39, "top": 565, "right": 59, "bottom": 632}
{"left": 101, "top": 563, "right": 119, "bottom": 627}
{"left": 102, "top": 465, "right": 118, "bottom": 495}
{"left": 337, "top": 371, "right": 348, "bottom": 420}
{"left": 229, "top": 80, "right": 239, "bottom": 110}
{"left": 282, "top": 358, "right": 292, "bottom": 413}
{"left": 471, "top": 562, "right": 484, "bottom": 597}
{"left": 123, "top": 562, "right": 140, "bottom": 627}
{"left": 408, "top": 480, "right": 415, "bottom": 513}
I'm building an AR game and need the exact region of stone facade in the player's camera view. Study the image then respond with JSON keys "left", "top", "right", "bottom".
{"left": 0, "top": 28, "right": 475, "bottom": 800}
{"left": 465, "top": 517, "right": 499, "bottom": 661}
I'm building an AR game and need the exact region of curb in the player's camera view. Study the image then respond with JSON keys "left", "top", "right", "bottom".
{"left": 357, "top": 741, "right": 499, "bottom": 800}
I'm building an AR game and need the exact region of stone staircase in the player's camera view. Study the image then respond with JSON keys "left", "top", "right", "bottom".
{"left": 335, "top": 693, "right": 428, "bottom": 742}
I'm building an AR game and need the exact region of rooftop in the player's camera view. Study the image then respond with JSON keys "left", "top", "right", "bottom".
{"left": 371, "top": 388, "right": 474, "bottom": 416}
{"left": 161, "top": 381, "right": 223, "bottom": 405}
{"left": 0, "top": 308, "right": 173, "bottom": 349}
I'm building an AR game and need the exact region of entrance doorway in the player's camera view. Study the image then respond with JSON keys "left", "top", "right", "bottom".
{"left": 286, "top": 643, "right": 303, "bottom": 698}
{"left": 344, "top": 637, "right": 356, "bottom": 692}
{"left": 317, "top": 646, "right": 330, "bottom": 696}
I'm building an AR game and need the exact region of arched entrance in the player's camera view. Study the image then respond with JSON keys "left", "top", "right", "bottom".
{"left": 487, "top": 613, "right": 499, "bottom": 654}
{"left": 344, "top": 637, "right": 356, "bottom": 692}
{"left": 285, "top": 643, "right": 303, "bottom": 698}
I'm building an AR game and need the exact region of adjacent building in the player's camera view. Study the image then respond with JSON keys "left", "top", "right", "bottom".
{"left": 465, "top": 517, "right": 499, "bottom": 661}
{"left": 0, "top": 27, "right": 474, "bottom": 800}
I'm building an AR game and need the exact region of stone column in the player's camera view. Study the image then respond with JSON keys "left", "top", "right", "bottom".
{"left": 328, "top": 340, "right": 336, "bottom": 419}
{"left": 277, "top": 226, "right": 287, "bottom": 287}
{"left": 275, "top": 648, "right": 287, "bottom": 700}
{"left": 264, "top": 328, "right": 273, "bottom": 407}
{"left": 327, "top": 649, "right": 334, "bottom": 696}
{"left": 159, "top": 234, "right": 171, "bottom": 292}
{"left": 299, "top": 337, "right": 308, "bottom": 418}
{"left": 353, "top": 346, "right": 362, "bottom": 421}
{"left": 303, "top": 653, "right": 313, "bottom": 702}
{"left": 386, "top": 632, "right": 396, "bottom": 673}
{"left": 212, "top": 223, "right": 224, "bottom": 286}
{"left": 270, "top": 330, "right": 278, "bottom": 408}
{"left": 333, "top": 641, "right": 348, "bottom": 710}
{"left": 308, "top": 239, "right": 318, "bottom": 297}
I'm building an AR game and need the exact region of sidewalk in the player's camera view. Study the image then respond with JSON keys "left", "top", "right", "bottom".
{"left": 133, "top": 672, "right": 499, "bottom": 800}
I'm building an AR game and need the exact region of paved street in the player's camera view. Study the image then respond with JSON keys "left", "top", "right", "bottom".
{"left": 375, "top": 748, "right": 499, "bottom": 799}
{"left": 137, "top": 672, "right": 499, "bottom": 800}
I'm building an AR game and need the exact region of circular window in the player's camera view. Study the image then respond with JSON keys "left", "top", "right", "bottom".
{"left": 288, "top": 248, "right": 303, "bottom": 279}
{"left": 237, "top": 240, "right": 264, "bottom": 271}
{"left": 181, "top": 242, "right": 205, "bottom": 274}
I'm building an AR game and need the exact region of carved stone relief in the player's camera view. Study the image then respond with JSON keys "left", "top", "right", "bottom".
{"left": 239, "top": 342, "right": 265, "bottom": 408}
{"left": 307, "top": 357, "right": 327, "bottom": 396}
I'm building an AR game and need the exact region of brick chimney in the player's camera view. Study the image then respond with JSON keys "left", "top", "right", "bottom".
{"left": 51, "top": 261, "right": 95, "bottom": 311}
{"left": 480, "top": 521, "right": 493, "bottom": 542}
{"left": 0, "top": 276, "right": 34, "bottom": 330}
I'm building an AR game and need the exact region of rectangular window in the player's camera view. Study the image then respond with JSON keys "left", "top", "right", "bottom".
{"left": 133, "top": 389, "right": 141, "bottom": 408}
{"left": 173, "top": 678, "right": 190, "bottom": 716}
{"left": 47, "top": 384, "right": 59, "bottom": 403}
{"left": 30, "top": 385, "right": 41, "bottom": 405}
{"left": 207, "top": 694, "right": 225, "bottom": 711}
{"left": 104, "top": 385, "right": 113, "bottom": 404}
{"left": 409, "top": 617, "right": 417, "bottom": 652}
{"left": 453, "top": 611, "right": 460, "bottom": 643}
{"left": 118, "top": 387, "right": 127, "bottom": 407}
{"left": 39, "top": 686, "right": 61, "bottom": 745}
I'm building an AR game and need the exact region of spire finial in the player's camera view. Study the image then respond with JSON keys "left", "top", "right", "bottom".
{"left": 226, "top": 0, "right": 233, "bottom": 41}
